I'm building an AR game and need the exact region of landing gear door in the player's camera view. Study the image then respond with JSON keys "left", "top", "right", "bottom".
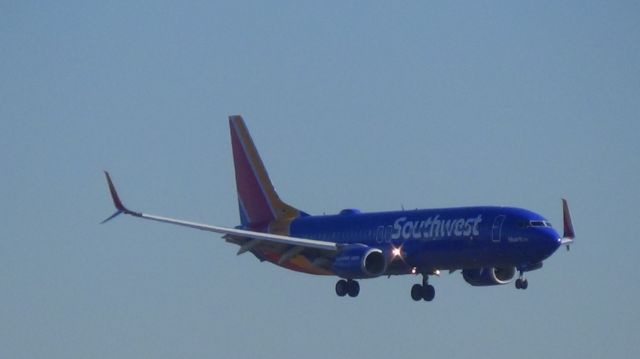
{"left": 491, "top": 215, "right": 506, "bottom": 242}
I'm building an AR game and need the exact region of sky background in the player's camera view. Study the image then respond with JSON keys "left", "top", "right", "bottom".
{"left": 2, "top": 1, "right": 639, "bottom": 358}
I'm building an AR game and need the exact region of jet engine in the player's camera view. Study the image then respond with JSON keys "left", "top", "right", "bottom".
{"left": 331, "top": 244, "right": 387, "bottom": 279}
{"left": 462, "top": 267, "right": 516, "bottom": 286}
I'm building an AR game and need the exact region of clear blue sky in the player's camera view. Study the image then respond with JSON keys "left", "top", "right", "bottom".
{"left": 2, "top": 1, "right": 639, "bottom": 358}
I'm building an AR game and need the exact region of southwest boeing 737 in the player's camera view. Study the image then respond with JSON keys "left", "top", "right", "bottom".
{"left": 103, "top": 115, "right": 575, "bottom": 301}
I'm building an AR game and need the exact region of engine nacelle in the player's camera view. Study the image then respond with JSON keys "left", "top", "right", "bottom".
{"left": 331, "top": 244, "right": 387, "bottom": 279}
{"left": 462, "top": 267, "right": 516, "bottom": 286}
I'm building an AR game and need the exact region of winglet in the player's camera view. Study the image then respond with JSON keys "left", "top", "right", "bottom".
{"left": 560, "top": 199, "right": 575, "bottom": 250}
{"left": 562, "top": 199, "right": 575, "bottom": 239}
{"left": 102, "top": 171, "right": 136, "bottom": 223}
{"left": 101, "top": 210, "right": 123, "bottom": 224}
{"left": 105, "top": 171, "right": 126, "bottom": 211}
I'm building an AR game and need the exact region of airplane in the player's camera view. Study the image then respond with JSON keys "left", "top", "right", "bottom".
{"left": 103, "top": 115, "right": 575, "bottom": 302}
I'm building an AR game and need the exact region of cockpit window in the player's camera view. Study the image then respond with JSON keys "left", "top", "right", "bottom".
{"left": 528, "top": 220, "right": 553, "bottom": 228}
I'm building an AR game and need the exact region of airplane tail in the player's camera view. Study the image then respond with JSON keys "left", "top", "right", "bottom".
{"left": 229, "top": 115, "right": 302, "bottom": 227}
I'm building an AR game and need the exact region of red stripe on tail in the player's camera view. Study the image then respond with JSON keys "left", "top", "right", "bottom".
{"left": 230, "top": 121, "right": 275, "bottom": 225}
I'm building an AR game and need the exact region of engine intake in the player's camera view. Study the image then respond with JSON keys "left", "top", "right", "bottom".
{"left": 462, "top": 267, "right": 516, "bottom": 286}
{"left": 331, "top": 244, "right": 387, "bottom": 279}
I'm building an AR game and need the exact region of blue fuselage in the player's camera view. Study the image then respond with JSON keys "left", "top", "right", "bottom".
{"left": 289, "top": 206, "right": 561, "bottom": 275}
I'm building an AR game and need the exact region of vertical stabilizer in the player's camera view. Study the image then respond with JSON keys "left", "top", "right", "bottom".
{"left": 229, "top": 115, "right": 301, "bottom": 227}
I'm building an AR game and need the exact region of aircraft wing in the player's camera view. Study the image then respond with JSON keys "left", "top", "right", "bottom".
{"left": 102, "top": 171, "right": 339, "bottom": 252}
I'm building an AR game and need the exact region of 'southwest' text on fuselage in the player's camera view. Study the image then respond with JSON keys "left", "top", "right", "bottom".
{"left": 391, "top": 215, "right": 483, "bottom": 240}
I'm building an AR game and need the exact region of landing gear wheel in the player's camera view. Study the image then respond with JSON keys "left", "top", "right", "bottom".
{"left": 515, "top": 278, "right": 528, "bottom": 290}
{"left": 347, "top": 280, "right": 360, "bottom": 297}
{"left": 411, "top": 273, "right": 436, "bottom": 302}
{"left": 423, "top": 284, "right": 435, "bottom": 301}
{"left": 411, "top": 284, "right": 423, "bottom": 301}
{"left": 335, "top": 279, "right": 348, "bottom": 297}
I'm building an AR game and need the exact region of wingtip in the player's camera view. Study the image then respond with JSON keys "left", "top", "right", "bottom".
{"left": 100, "top": 210, "right": 123, "bottom": 224}
{"left": 562, "top": 198, "right": 575, "bottom": 240}
{"left": 104, "top": 171, "right": 126, "bottom": 213}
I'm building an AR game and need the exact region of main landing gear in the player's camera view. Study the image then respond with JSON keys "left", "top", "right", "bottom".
{"left": 411, "top": 274, "right": 435, "bottom": 302}
{"left": 335, "top": 279, "right": 360, "bottom": 297}
{"left": 515, "top": 271, "right": 529, "bottom": 290}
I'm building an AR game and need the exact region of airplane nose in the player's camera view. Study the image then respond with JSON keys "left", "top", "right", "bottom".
{"left": 543, "top": 229, "right": 562, "bottom": 254}
{"left": 529, "top": 228, "right": 561, "bottom": 261}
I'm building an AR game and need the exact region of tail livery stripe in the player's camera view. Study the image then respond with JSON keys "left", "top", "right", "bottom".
{"left": 229, "top": 115, "right": 302, "bottom": 227}
{"left": 238, "top": 200, "right": 251, "bottom": 226}
{"left": 230, "top": 119, "right": 275, "bottom": 225}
